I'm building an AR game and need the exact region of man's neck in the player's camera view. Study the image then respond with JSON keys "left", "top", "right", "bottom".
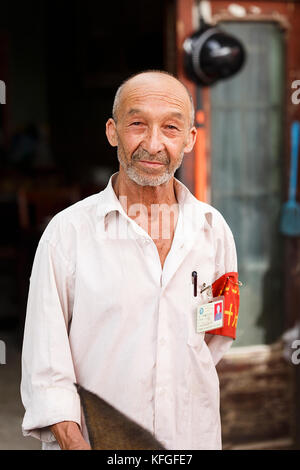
{"left": 112, "top": 168, "right": 178, "bottom": 213}
{"left": 112, "top": 168, "right": 179, "bottom": 243}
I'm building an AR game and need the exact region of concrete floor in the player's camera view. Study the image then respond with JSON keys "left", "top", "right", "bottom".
{"left": 0, "top": 329, "right": 41, "bottom": 450}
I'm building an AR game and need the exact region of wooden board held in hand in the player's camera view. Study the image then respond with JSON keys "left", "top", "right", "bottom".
{"left": 75, "top": 384, "right": 165, "bottom": 450}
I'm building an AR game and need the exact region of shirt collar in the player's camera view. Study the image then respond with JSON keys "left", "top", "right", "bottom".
{"left": 96, "top": 171, "right": 211, "bottom": 229}
{"left": 96, "top": 172, "right": 125, "bottom": 219}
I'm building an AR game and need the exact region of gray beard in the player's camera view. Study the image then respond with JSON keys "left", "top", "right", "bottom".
{"left": 117, "top": 149, "right": 184, "bottom": 187}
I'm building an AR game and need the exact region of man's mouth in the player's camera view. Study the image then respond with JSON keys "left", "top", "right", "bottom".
{"left": 137, "top": 160, "right": 165, "bottom": 168}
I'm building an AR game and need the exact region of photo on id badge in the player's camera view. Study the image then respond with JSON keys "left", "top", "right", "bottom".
{"left": 214, "top": 301, "right": 222, "bottom": 321}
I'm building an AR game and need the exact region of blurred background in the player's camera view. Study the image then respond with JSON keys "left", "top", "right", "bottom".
{"left": 0, "top": 0, "right": 300, "bottom": 450}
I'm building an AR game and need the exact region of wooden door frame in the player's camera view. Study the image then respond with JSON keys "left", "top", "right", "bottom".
{"left": 175, "top": 0, "right": 197, "bottom": 194}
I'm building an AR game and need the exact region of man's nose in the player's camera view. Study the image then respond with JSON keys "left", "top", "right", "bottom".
{"left": 142, "top": 126, "right": 164, "bottom": 155}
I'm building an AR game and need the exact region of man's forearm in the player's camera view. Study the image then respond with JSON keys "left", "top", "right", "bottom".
{"left": 50, "top": 421, "right": 91, "bottom": 450}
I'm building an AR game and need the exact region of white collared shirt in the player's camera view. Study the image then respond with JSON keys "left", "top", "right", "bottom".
{"left": 21, "top": 173, "right": 238, "bottom": 450}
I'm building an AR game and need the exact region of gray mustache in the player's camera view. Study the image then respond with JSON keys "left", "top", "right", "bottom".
{"left": 132, "top": 148, "right": 170, "bottom": 165}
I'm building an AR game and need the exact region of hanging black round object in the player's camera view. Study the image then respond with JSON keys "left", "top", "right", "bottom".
{"left": 183, "top": 25, "right": 246, "bottom": 86}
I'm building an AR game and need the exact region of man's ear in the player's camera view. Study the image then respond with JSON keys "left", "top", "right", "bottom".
{"left": 183, "top": 126, "right": 197, "bottom": 153}
{"left": 105, "top": 118, "right": 118, "bottom": 147}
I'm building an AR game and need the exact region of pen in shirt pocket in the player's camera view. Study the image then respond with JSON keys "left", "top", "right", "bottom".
{"left": 192, "top": 271, "right": 197, "bottom": 296}
{"left": 191, "top": 271, "right": 213, "bottom": 298}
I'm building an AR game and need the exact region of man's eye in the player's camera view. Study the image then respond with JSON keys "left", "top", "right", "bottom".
{"left": 131, "top": 122, "right": 142, "bottom": 126}
{"left": 166, "top": 125, "right": 178, "bottom": 130}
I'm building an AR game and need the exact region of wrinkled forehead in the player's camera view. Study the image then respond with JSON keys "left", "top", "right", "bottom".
{"left": 118, "top": 74, "right": 192, "bottom": 123}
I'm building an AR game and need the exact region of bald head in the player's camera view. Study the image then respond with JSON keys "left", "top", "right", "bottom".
{"left": 112, "top": 70, "right": 195, "bottom": 129}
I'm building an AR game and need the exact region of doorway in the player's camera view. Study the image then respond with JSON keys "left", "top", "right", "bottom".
{"left": 210, "top": 22, "right": 285, "bottom": 346}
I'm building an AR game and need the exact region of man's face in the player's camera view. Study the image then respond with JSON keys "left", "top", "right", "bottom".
{"left": 106, "top": 73, "right": 197, "bottom": 187}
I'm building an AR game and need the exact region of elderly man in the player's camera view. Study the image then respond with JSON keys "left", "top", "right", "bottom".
{"left": 21, "top": 70, "right": 239, "bottom": 450}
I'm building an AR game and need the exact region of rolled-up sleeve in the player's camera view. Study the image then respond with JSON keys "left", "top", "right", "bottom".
{"left": 20, "top": 228, "right": 81, "bottom": 443}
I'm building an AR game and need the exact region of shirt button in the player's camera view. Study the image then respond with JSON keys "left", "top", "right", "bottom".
{"left": 159, "top": 338, "right": 166, "bottom": 346}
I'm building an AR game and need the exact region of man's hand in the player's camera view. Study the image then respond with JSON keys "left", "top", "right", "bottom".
{"left": 50, "top": 421, "right": 92, "bottom": 450}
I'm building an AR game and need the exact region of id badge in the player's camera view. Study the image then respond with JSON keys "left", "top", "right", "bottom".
{"left": 196, "top": 296, "right": 224, "bottom": 333}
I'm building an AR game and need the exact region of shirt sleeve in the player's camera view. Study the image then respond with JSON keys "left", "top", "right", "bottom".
{"left": 205, "top": 215, "right": 238, "bottom": 366}
{"left": 20, "top": 234, "right": 81, "bottom": 443}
